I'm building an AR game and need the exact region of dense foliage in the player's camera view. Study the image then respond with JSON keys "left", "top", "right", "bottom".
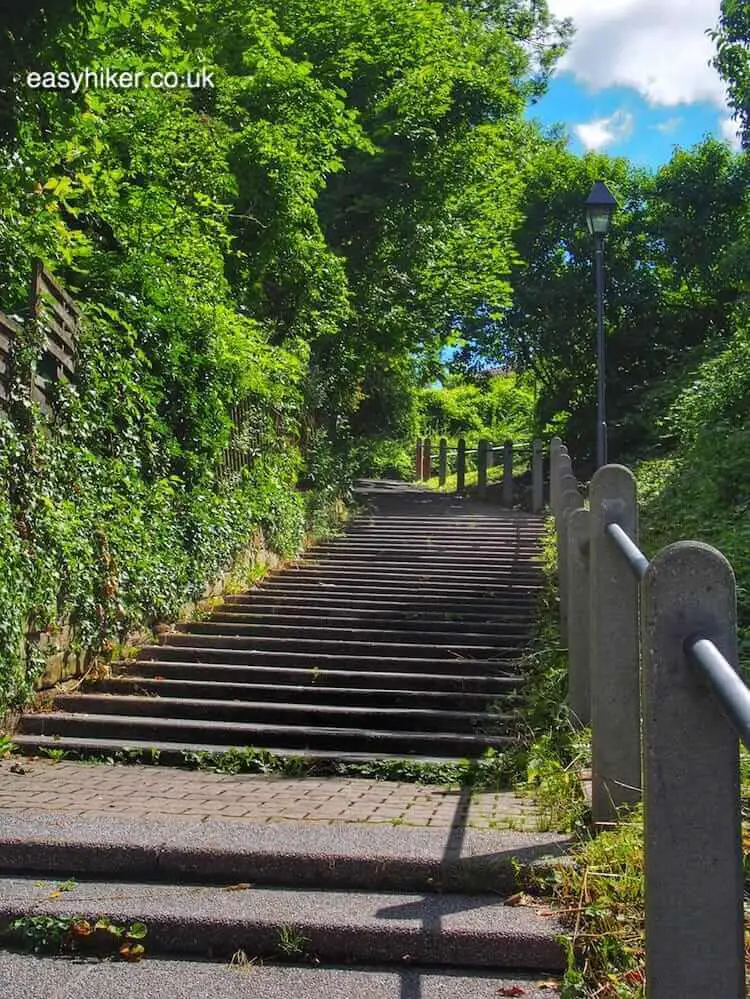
{"left": 713, "top": 0, "right": 750, "bottom": 148}
{"left": 454, "top": 135, "right": 750, "bottom": 469}
{"left": 0, "top": 0, "right": 567, "bottom": 708}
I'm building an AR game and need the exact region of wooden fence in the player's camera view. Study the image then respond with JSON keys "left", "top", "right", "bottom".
{"left": 1, "top": 264, "right": 266, "bottom": 479}
{"left": 414, "top": 436, "right": 544, "bottom": 511}
{"left": 551, "top": 436, "right": 748, "bottom": 999}
{"left": 0, "top": 260, "right": 80, "bottom": 416}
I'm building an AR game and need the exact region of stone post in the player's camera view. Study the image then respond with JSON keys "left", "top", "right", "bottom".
{"left": 438, "top": 438, "right": 447, "bottom": 488}
{"left": 589, "top": 464, "right": 641, "bottom": 825}
{"left": 641, "top": 542, "right": 743, "bottom": 999}
{"left": 477, "top": 438, "right": 488, "bottom": 499}
{"left": 549, "top": 437, "right": 562, "bottom": 518}
{"left": 557, "top": 480, "right": 581, "bottom": 645}
{"left": 502, "top": 439, "right": 513, "bottom": 507}
{"left": 532, "top": 440, "right": 543, "bottom": 512}
{"left": 415, "top": 439, "right": 423, "bottom": 482}
{"left": 422, "top": 437, "right": 432, "bottom": 481}
{"left": 456, "top": 438, "right": 466, "bottom": 494}
{"left": 567, "top": 507, "right": 591, "bottom": 726}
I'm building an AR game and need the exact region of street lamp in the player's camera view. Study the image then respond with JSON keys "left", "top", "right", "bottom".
{"left": 584, "top": 180, "right": 617, "bottom": 468}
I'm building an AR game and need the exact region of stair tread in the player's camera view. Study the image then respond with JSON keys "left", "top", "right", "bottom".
{"left": 0, "top": 952, "right": 561, "bottom": 996}
{"left": 99, "top": 677, "right": 512, "bottom": 700}
{"left": 9, "top": 734, "right": 483, "bottom": 765}
{"left": 56, "top": 693, "right": 513, "bottom": 723}
{"left": 0, "top": 875, "right": 565, "bottom": 969}
{"left": 24, "top": 712, "right": 515, "bottom": 746}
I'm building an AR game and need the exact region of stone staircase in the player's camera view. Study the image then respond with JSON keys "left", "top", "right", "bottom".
{"left": 13, "top": 484, "right": 545, "bottom": 763}
{"left": 0, "top": 485, "right": 570, "bottom": 994}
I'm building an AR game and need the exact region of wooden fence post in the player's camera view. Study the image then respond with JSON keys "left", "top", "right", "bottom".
{"left": 456, "top": 438, "right": 466, "bottom": 494}
{"left": 438, "top": 438, "right": 447, "bottom": 487}
{"left": 589, "top": 464, "right": 641, "bottom": 825}
{"left": 641, "top": 542, "right": 743, "bottom": 999}
{"left": 422, "top": 437, "right": 432, "bottom": 481}
{"left": 477, "top": 438, "right": 488, "bottom": 499}
{"left": 502, "top": 439, "right": 513, "bottom": 507}
{"left": 532, "top": 440, "right": 544, "bottom": 512}
{"left": 415, "top": 440, "right": 423, "bottom": 481}
{"left": 567, "top": 507, "right": 591, "bottom": 726}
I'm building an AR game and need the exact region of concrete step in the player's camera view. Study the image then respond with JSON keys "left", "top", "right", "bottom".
{"left": 224, "top": 592, "right": 538, "bottom": 612}
{"left": 95, "top": 676, "right": 516, "bottom": 709}
{"left": 0, "top": 951, "right": 561, "bottom": 999}
{"left": 157, "top": 634, "right": 523, "bottom": 660}
{"left": 0, "top": 875, "right": 566, "bottom": 969}
{"left": 179, "top": 621, "right": 532, "bottom": 646}
{"left": 119, "top": 660, "right": 524, "bottom": 693}
{"left": 8, "top": 734, "right": 498, "bottom": 768}
{"left": 50, "top": 693, "right": 516, "bottom": 735}
{"left": 18, "top": 713, "right": 515, "bottom": 756}
{"left": 134, "top": 646, "right": 524, "bottom": 675}
{"left": 0, "top": 812, "right": 570, "bottom": 894}
{"left": 213, "top": 604, "right": 534, "bottom": 626}
{"left": 309, "top": 545, "right": 542, "bottom": 559}
{"left": 259, "top": 580, "right": 543, "bottom": 598}
{"left": 299, "top": 550, "right": 543, "bottom": 565}
{"left": 272, "top": 566, "right": 543, "bottom": 584}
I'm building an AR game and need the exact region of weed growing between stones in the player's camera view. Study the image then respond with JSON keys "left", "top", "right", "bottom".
{"left": 275, "top": 925, "right": 309, "bottom": 960}
{"left": 6, "top": 914, "right": 148, "bottom": 961}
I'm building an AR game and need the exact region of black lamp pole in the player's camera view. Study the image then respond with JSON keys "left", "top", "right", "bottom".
{"left": 594, "top": 230, "right": 606, "bottom": 467}
{"left": 584, "top": 181, "right": 617, "bottom": 468}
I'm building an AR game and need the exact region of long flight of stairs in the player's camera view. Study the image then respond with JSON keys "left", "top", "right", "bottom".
{"left": 3, "top": 485, "right": 569, "bottom": 994}
{"left": 13, "top": 484, "right": 546, "bottom": 763}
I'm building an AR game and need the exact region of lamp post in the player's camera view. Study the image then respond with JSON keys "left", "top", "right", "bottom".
{"left": 584, "top": 180, "right": 617, "bottom": 468}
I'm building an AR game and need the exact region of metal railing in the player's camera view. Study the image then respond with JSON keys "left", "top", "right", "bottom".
{"left": 551, "top": 436, "right": 747, "bottom": 999}
{"left": 414, "top": 436, "right": 544, "bottom": 511}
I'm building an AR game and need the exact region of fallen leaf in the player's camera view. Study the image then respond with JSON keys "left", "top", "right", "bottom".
{"left": 119, "top": 942, "right": 145, "bottom": 962}
{"left": 504, "top": 892, "right": 533, "bottom": 907}
{"left": 495, "top": 987, "right": 525, "bottom": 997}
{"left": 536, "top": 980, "right": 560, "bottom": 991}
{"left": 224, "top": 883, "right": 253, "bottom": 891}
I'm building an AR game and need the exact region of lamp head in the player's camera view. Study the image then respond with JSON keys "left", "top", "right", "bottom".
{"left": 585, "top": 180, "right": 618, "bottom": 236}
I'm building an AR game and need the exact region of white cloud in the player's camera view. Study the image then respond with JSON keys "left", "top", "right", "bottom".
{"left": 652, "top": 116, "right": 683, "bottom": 134}
{"left": 548, "top": 0, "right": 728, "bottom": 108}
{"left": 719, "top": 115, "right": 743, "bottom": 151}
{"left": 574, "top": 110, "right": 634, "bottom": 151}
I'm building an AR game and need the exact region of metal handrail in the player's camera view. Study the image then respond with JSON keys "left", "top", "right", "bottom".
{"left": 607, "top": 522, "right": 750, "bottom": 748}
{"left": 685, "top": 636, "right": 750, "bottom": 750}
{"left": 606, "top": 522, "right": 649, "bottom": 580}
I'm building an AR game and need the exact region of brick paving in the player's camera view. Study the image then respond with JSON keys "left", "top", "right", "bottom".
{"left": 0, "top": 758, "right": 538, "bottom": 830}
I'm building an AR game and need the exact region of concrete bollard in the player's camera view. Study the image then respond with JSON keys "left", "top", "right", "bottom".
{"left": 556, "top": 472, "right": 579, "bottom": 643}
{"left": 502, "top": 439, "right": 513, "bottom": 507}
{"left": 532, "top": 440, "right": 544, "bottom": 512}
{"left": 415, "top": 440, "right": 423, "bottom": 482}
{"left": 438, "top": 438, "right": 447, "bottom": 488}
{"left": 567, "top": 507, "right": 591, "bottom": 726}
{"left": 641, "top": 542, "right": 743, "bottom": 999}
{"left": 549, "top": 437, "right": 562, "bottom": 517}
{"left": 422, "top": 437, "right": 432, "bottom": 481}
{"left": 477, "top": 439, "right": 488, "bottom": 499}
{"left": 589, "top": 464, "right": 641, "bottom": 825}
{"left": 456, "top": 438, "right": 466, "bottom": 494}
{"left": 558, "top": 485, "right": 582, "bottom": 645}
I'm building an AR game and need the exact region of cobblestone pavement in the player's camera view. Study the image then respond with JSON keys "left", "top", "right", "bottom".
{"left": 0, "top": 758, "right": 538, "bottom": 830}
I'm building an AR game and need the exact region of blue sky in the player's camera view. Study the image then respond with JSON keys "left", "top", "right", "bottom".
{"left": 528, "top": 0, "right": 742, "bottom": 171}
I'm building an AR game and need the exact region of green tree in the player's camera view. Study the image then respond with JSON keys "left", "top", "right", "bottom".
{"left": 712, "top": 0, "right": 750, "bottom": 148}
